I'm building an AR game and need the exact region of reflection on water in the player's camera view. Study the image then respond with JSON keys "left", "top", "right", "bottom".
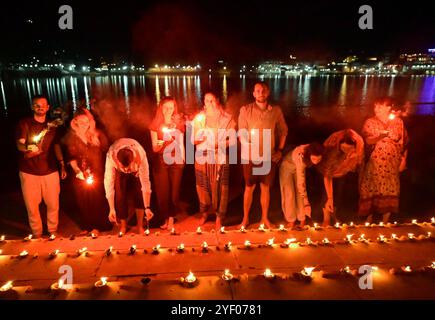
{"left": 0, "top": 75, "right": 434, "bottom": 118}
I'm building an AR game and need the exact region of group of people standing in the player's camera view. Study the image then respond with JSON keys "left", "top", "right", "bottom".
{"left": 15, "top": 82, "right": 408, "bottom": 238}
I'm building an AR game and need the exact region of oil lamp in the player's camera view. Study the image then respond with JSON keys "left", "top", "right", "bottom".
{"left": 430, "top": 262, "right": 435, "bottom": 269}
{"left": 130, "top": 245, "right": 137, "bottom": 254}
{"left": 0, "top": 281, "right": 13, "bottom": 292}
{"left": 49, "top": 249, "right": 60, "bottom": 259}
{"left": 278, "top": 224, "right": 286, "bottom": 232}
{"left": 77, "top": 247, "right": 87, "bottom": 256}
{"left": 118, "top": 232, "right": 124, "bottom": 238}
{"left": 181, "top": 271, "right": 197, "bottom": 285}
{"left": 177, "top": 243, "right": 185, "bottom": 253}
{"left": 364, "top": 222, "right": 370, "bottom": 227}
{"left": 391, "top": 233, "right": 398, "bottom": 240}
{"left": 239, "top": 226, "right": 247, "bottom": 233}
{"left": 377, "top": 234, "right": 387, "bottom": 243}
{"left": 322, "top": 238, "right": 331, "bottom": 245}
{"left": 0, "top": 235, "right": 5, "bottom": 242}
{"left": 222, "top": 269, "right": 234, "bottom": 281}
{"left": 401, "top": 266, "right": 412, "bottom": 273}
{"left": 345, "top": 234, "right": 354, "bottom": 243}
{"left": 24, "top": 234, "right": 32, "bottom": 241}
{"left": 170, "top": 228, "right": 176, "bottom": 235}
{"left": 305, "top": 237, "right": 313, "bottom": 245}
{"left": 358, "top": 234, "right": 367, "bottom": 242}
{"left": 220, "top": 226, "right": 226, "bottom": 234}
{"left": 94, "top": 277, "right": 108, "bottom": 288}
{"left": 408, "top": 233, "right": 415, "bottom": 240}
{"left": 50, "top": 279, "right": 65, "bottom": 291}
{"left": 244, "top": 240, "right": 251, "bottom": 249}
{"left": 19, "top": 250, "right": 29, "bottom": 258}
{"left": 105, "top": 246, "right": 113, "bottom": 256}
{"left": 144, "top": 229, "right": 150, "bottom": 236}
{"left": 263, "top": 268, "right": 275, "bottom": 279}
{"left": 91, "top": 232, "right": 97, "bottom": 239}
{"left": 379, "top": 222, "right": 384, "bottom": 227}
{"left": 349, "top": 222, "right": 355, "bottom": 228}
{"left": 258, "top": 224, "right": 266, "bottom": 232}
{"left": 224, "top": 242, "right": 232, "bottom": 251}
{"left": 281, "top": 238, "right": 297, "bottom": 248}
{"left": 341, "top": 266, "right": 352, "bottom": 274}
{"left": 266, "top": 238, "right": 275, "bottom": 247}
{"left": 49, "top": 234, "right": 56, "bottom": 241}
{"left": 412, "top": 219, "right": 418, "bottom": 225}
{"left": 201, "top": 241, "right": 209, "bottom": 252}
{"left": 196, "top": 227, "right": 202, "bottom": 235}
{"left": 334, "top": 222, "right": 340, "bottom": 229}
{"left": 301, "top": 267, "right": 315, "bottom": 279}
{"left": 152, "top": 244, "right": 161, "bottom": 254}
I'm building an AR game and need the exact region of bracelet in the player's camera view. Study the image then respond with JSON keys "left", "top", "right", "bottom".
{"left": 145, "top": 206, "right": 151, "bottom": 210}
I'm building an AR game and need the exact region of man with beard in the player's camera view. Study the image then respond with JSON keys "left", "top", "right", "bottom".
{"left": 15, "top": 95, "right": 67, "bottom": 238}
{"left": 238, "top": 82, "right": 288, "bottom": 229}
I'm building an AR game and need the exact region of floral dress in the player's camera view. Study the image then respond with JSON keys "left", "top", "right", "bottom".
{"left": 358, "top": 116, "right": 407, "bottom": 216}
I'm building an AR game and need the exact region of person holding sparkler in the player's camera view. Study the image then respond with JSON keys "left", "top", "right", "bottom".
{"left": 149, "top": 96, "right": 185, "bottom": 230}
{"left": 62, "top": 108, "right": 112, "bottom": 235}
{"left": 104, "top": 138, "right": 153, "bottom": 234}
{"left": 15, "top": 95, "right": 67, "bottom": 238}
{"left": 359, "top": 97, "right": 408, "bottom": 224}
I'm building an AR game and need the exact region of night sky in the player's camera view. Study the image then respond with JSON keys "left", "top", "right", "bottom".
{"left": 1, "top": 0, "right": 434, "bottom": 65}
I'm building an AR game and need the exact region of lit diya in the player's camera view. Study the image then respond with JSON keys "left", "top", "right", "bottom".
{"left": 258, "top": 224, "right": 266, "bottom": 232}
{"left": 129, "top": 245, "right": 137, "bottom": 255}
{"left": 105, "top": 246, "right": 113, "bottom": 256}
{"left": 244, "top": 240, "right": 252, "bottom": 249}
{"left": 94, "top": 277, "right": 108, "bottom": 288}
{"left": 345, "top": 234, "right": 354, "bottom": 243}
{"left": 263, "top": 268, "right": 275, "bottom": 279}
{"left": 431, "top": 217, "right": 435, "bottom": 225}
{"left": 23, "top": 234, "right": 33, "bottom": 242}
{"left": 222, "top": 269, "right": 234, "bottom": 281}
{"left": 411, "top": 219, "right": 418, "bottom": 225}
{"left": 408, "top": 233, "right": 415, "bottom": 240}
{"left": 118, "top": 232, "right": 124, "bottom": 238}
{"left": 401, "top": 266, "right": 412, "bottom": 273}
{"left": 196, "top": 227, "right": 202, "bottom": 235}
{"left": 301, "top": 267, "right": 315, "bottom": 278}
{"left": 50, "top": 279, "right": 66, "bottom": 291}
{"left": 49, "top": 234, "right": 56, "bottom": 241}
{"left": 278, "top": 224, "right": 286, "bottom": 232}
{"left": 0, "top": 235, "right": 5, "bottom": 242}
{"left": 224, "top": 242, "right": 232, "bottom": 251}
{"left": 19, "top": 250, "right": 29, "bottom": 258}
{"left": 180, "top": 271, "right": 197, "bottom": 286}
{"left": 281, "top": 238, "right": 297, "bottom": 248}
{"left": 49, "top": 249, "right": 60, "bottom": 259}
{"left": 239, "top": 226, "right": 247, "bottom": 233}
{"left": 144, "top": 229, "right": 150, "bottom": 236}
{"left": 77, "top": 247, "right": 88, "bottom": 256}
{"left": 201, "top": 241, "right": 209, "bottom": 252}
{"left": 219, "top": 226, "right": 226, "bottom": 234}
{"left": 322, "top": 238, "right": 331, "bottom": 245}
{"left": 152, "top": 244, "right": 161, "bottom": 254}
{"left": 0, "top": 281, "right": 13, "bottom": 292}
{"left": 176, "top": 243, "right": 185, "bottom": 253}
{"left": 377, "top": 234, "right": 387, "bottom": 243}
{"left": 266, "top": 238, "right": 275, "bottom": 247}
{"left": 334, "top": 222, "right": 341, "bottom": 229}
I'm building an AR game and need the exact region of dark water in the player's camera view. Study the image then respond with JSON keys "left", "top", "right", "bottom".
{"left": 0, "top": 74, "right": 434, "bottom": 222}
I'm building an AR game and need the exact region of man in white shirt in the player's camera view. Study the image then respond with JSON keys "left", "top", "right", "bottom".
{"left": 104, "top": 138, "right": 153, "bottom": 234}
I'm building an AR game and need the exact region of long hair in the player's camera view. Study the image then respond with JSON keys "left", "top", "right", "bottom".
{"left": 70, "top": 108, "right": 101, "bottom": 147}
{"left": 150, "top": 96, "right": 179, "bottom": 129}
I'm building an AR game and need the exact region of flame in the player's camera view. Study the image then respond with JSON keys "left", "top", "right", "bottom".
{"left": 279, "top": 224, "right": 285, "bottom": 231}
{"left": 343, "top": 266, "right": 351, "bottom": 274}
{"left": 365, "top": 222, "right": 370, "bottom": 227}
{"left": 24, "top": 234, "right": 32, "bottom": 241}
{"left": 285, "top": 238, "right": 296, "bottom": 245}
{"left": 379, "top": 222, "right": 384, "bottom": 227}
{"left": 408, "top": 233, "right": 415, "bottom": 239}
{"left": 378, "top": 235, "right": 386, "bottom": 242}
{"left": 306, "top": 237, "right": 312, "bottom": 244}
{"left": 162, "top": 126, "right": 170, "bottom": 134}
{"left": 239, "top": 226, "right": 246, "bottom": 232}
{"left": 263, "top": 268, "right": 274, "bottom": 278}
{"left": 350, "top": 222, "right": 354, "bottom": 227}
{"left": 431, "top": 262, "right": 435, "bottom": 269}
{"left": 313, "top": 223, "right": 318, "bottom": 228}
{"left": 322, "top": 238, "right": 330, "bottom": 244}
{"left": 335, "top": 223, "right": 340, "bottom": 228}
{"left": 402, "top": 266, "right": 412, "bottom": 272}
{"left": 0, "top": 281, "right": 13, "bottom": 292}
{"left": 244, "top": 240, "right": 251, "bottom": 247}
{"left": 118, "top": 232, "right": 123, "bottom": 237}
{"left": 346, "top": 234, "right": 354, "bottom": 242}
{"left": 178, "top": 243, "right": 185, "bottom": 250}
{"left": 359, "top": 234, "right": 366, "bottom": 241}
{"left": 431, "top": 217, "right": 435, "bottom": 224}
{"left": 32, "top": 130, "right": 47, "bottom": 143}
{"left": 267, "top": 238, "right": 275, "bottom": 246}
{"left": 388, "top": 113, "right": 396, "bottom": 120}
{"left": 95, "top": 277, "right": 108, "bottom": 287}
{"left": 58, "top": 279, "right": 64, "bottom": 289}
{"left": 145, "top": 229, "right": 150, "bottom": 235}
{"left": 220, "top": 226, "right": 225, "bottom": 233}
{"left": 49, "top": 234, "right": 56, "bottom": 240}
{"left": 412, "top": 219, "right": 418, "bottom": 224}
{"left": 19, "top": 250, "right": 28, "bottom": 257}
{"left": 222, "top": 269, "right": 234, "bottom": 280}
{"left": 86, "top": 175, "right": 94, "bottom": 185}
{"left": 78, "top": 247, "right": 87, "bottom": 254}
{"left": 258, "top": 224, "right": 265, "bottom": 230}
{"left": 185, "top": 271, "right": 196, "bottom": 283}
{"left": 196, "top": 227, "right": 202, "bottom": 234}
{"left": 0, "top": 235, "right": 5, "bottom": 241}
{"left": 202, "top": 241, "right": 208, "bottom": 248}
{"left": 302, "top": 267, "right": 315, "bottom": 277}
{"left": 225, "top": 241, "right": 232, "bottom": 248}
{"left": 391, "top": 233, "right": 398, "bottom": 239}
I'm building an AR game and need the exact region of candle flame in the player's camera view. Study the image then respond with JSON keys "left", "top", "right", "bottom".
{"left": 0, "top": 281, "right": 13, "bottom": 292}
{"left": 350, "top": 222, "right": 354, "bottom": 227}
{"left": 19, "top": 250, "right": 28, "bottom": 257}
{"left": 343, "top": 266, "right": 351, "bottom": 274}
{"left": 391, "top": 233, "right": 398, "bottom": 239}
{"left": 267, "top": 238, "right": 275, "bottom": 246}
{"left": 264, "top": 268, "right": 274, "bottom": 278}
{"left": 220, "top": 226, "right": 225, "bottom": 233}
{"left": 279, "top": 224, "right": 285, "bottom": 231}
{"left": 322, "top": 238, "right": 330, "bottom": 244}
{"left": 313, "top": 223, "right": 318, "bottom": 228}
{"left": 244, "top": 240, "right": 251, "bottom": 247}
{"left": 202, "top": 241, "right": 208, "bottom": 248}
{"left": 258, "top": 224, "right": 265, "bottom": 231}
{"left": 365, "top": 222, "right": 370, "bottom": 227}
{"left": 86, "top": 175, "right": 94, "bottom": 185}
{"left": 185, "top": 271, "right": 196, "bottom": 283}
{"left": 379, "top": 222, "right": 384, "bottom": 227}
{"left": 306, "top": 237, "right": 312, "bottom": 244}
{"left": 335, "top": 222, "right": 340, "bottom": 228}
{"left": 178, "top": 243, "right": 185, "bottom": 250}
{"left": 222, "top": 269, "right": 234, "bottom": 281}
{"left": 403, "top": 266, "right": 412, "bottom": 272}
{"left": 412, "top": 219, "right": 417, "bottom": 224}
{"left": 196, "top": 227, "right": 202, "bottom": 234}
{"left": 408, "top": 233, "right": 414, "bottom": 239}
{"left": 388, "top": 113, "right": 396, "bottom": 120}
{"left": 346, "top": 234, "right": 354, "bottom": 242}
{"left": 145, "top": 229, "right": 150, "bottom": 235}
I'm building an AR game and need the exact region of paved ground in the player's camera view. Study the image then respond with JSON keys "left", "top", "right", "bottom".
{"left": 1, "top": 219, "right": 434, "bottom": 300}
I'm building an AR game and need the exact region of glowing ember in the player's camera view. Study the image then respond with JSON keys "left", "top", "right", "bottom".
{"left": 222, "top": 269, "right": 234, "bottom": 281}
{"left": 301, "top": 267, "right": 315, "bottom": 277}
{"left": 244, "top": 240, "right": 251, "bottom": 248}
{"left": 196, "top": 227, "right": 202, "bottom": 234}
{"left": 19, "top": 250, "right": 29, "bottom": 257}
{"left": 401, "top": 266, "right": 412, "bottom": 273}
{"left": 94, "top": 277, "right": 108, "bottom": 287}
{"left": 0, "top": 281, "right": 13, "bottom": 292}
{"left": 266, "top": 238, "right": 275, "bottom": 246}
{"left": 263, "top": 268, "right": 274, "bottom": 278}
{"left": 184, "top": 271, "right": 197, "bottom": 283}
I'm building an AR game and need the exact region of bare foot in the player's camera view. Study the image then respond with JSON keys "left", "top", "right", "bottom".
{"left": 198, "top": 213, "right": 208, "bottom": 226}
{"left": 299, "top": 220, "right": 306, "bottom": 229}
{"left": 167, "top": 217, "right": 174, "bottom": 230}
{"left": 160, "top": 220, "right": 168, "bottom": 230}
{"left": 287, "top": 221, "right": 296, "bottom": 229}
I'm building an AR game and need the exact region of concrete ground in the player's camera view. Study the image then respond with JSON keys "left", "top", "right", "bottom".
{"left": 1, "top": 219, "right": 434, "bottom": 300}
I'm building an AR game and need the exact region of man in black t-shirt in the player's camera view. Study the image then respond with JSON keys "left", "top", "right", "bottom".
{"left": 15, "top": 95, "right": 67, "bottom": 238}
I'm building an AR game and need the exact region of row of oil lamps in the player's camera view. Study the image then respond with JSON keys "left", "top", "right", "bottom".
{"left": 1, "top": 262, "right": 434, "bottom": 293}
{"left": 0, "top": 230, "right": 432, "bottom": 258}
{"left": 0, "top": 218, "right": 433, "bottom": 244}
